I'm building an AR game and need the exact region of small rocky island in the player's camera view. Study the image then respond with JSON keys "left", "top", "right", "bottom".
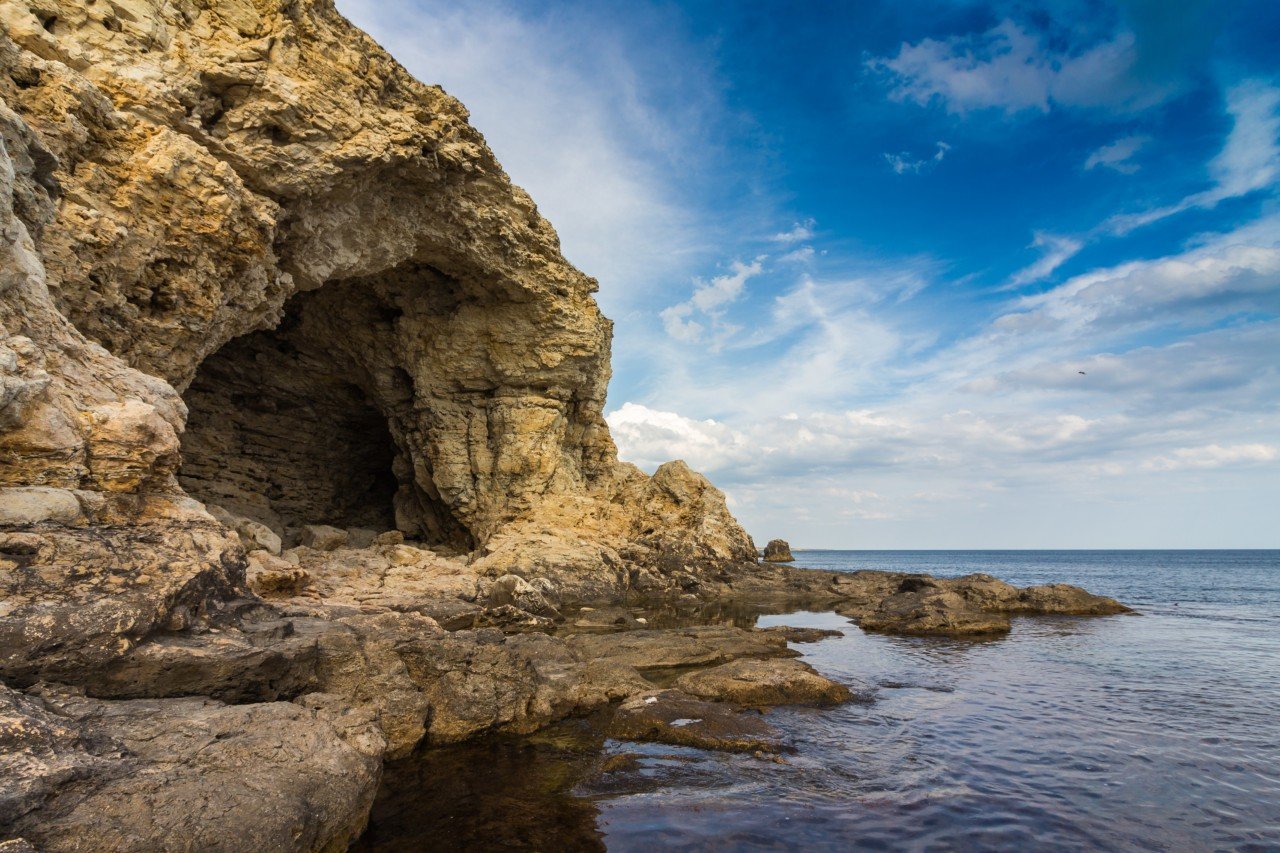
{"left": 762, "top": 538, "right": 796, "bottom": 562}
{"left": 0, "top": 2, "right": 1128, "bottom": 848}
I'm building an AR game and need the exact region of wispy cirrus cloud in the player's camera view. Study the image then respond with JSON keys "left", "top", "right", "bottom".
{"left": 336, "top": 0, "right": 753, "bottom": 314}
{"left": 1107, "top": 81, "right": 1280, "bottom": 234}
{"left": 885, "top": 141, "right": 951, "bottom": 175}
{"left": 1085, "top": 135, "right": 1149, "bottom": 173}
{"left": 1006, "top": 232, "right": 1085, "bottom": 288}
{"left": 612, "top": 210, "right": 1280, "bottom": 544}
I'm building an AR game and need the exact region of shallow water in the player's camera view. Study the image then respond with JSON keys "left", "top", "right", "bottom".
{"left": 357, "top": 550, "right": 1280, "bottom": 851}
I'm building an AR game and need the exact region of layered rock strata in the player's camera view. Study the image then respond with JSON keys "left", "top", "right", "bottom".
{"left": 0, "top": 1, "right": 1129, "bottom": 849}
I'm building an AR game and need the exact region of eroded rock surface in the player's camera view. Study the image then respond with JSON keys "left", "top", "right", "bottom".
{"left": 0, "top": 1, "right": 1131, "bottom": 848}
{"left": 674, "top": 658, "right": 853, "bottom": 707}
{"left": 608, "top": 689, "right": 785, "bottom": 754}
{"left": 762, "top": 538, "right": 795, "bottom": 562}
{"left": 0, "top": 683, "right": 382, "bottom": 852}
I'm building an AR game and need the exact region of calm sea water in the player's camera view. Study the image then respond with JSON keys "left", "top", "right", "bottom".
{"left": 358, "top": 550, "right": 1280, "bottom": 852}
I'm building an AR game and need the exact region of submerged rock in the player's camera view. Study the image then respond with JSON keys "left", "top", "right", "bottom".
{"left": 758, "top": 625, "right": 845, "bottom": 643}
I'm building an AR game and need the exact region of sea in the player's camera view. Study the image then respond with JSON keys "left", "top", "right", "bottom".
{"left": 356, "top": 550, "right": 1280, "bottom": 852}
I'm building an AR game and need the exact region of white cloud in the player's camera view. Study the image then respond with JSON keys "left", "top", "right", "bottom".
{"left": 659, "top": 258, "right": 764, "bottom": 347}
{"left": 884, "top": 141, "right": 951, "bottom": 175}
{"left": 778, "top": 246, "right": 816, "bottom": 264}
{"left": 1108, "top": 81, "right": 1280, "bottom": 233}
{"left": 1143, "top": 443, "right": 1278, "bottom": 471}
{"left": 869, "top": 20, "right": 1157, "bottom": 115}
{"left": 607, "top": 402, "right": 751, "bottom": 471}
{"left": 772, "top": 219, "right": 816, "bottom": 244}
{"left": 1084, "top": 135, "right": 1149, "bottom": 173}
{"left": 617, "top": 212, "right": 1280, "bottom": 545}
{"left": 335, "top": 0, "right": 736, "bottom": 312}
{"left": 1001, "top": 222, "right": 1280, "bottom": 336}
{"left": 1006, "top": 232, "right": 1084, "bottom": 288}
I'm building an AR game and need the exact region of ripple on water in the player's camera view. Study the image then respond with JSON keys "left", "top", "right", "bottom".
{"left": 357, "top": 551, "right": 1280, "bottom": 851}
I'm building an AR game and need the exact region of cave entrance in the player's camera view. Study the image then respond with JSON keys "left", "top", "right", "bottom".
{"left": 177, "top": 285, "right": 470, "bottom": 550}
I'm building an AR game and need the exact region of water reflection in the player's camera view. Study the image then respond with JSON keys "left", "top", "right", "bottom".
{"left": 356, "top": 552, "right": 1280, "bottom": 851}
{"left": 354, "top": 719, "right": 609, "bottom": 852}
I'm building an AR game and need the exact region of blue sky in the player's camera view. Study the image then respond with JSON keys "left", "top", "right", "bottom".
{"left": 339, "top": 0, "right": 1280, "bottom": 548}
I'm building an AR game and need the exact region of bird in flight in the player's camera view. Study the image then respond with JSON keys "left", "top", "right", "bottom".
{"left": 1078, "top": 371, "right": 1086, "bottom": 375}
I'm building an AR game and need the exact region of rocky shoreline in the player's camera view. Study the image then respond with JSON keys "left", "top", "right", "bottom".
{"left": 0, "top": 2, "right": 1127, "bottom": 848}
{"left": 1, "top": 532, "right": 1128, "bottom": 850}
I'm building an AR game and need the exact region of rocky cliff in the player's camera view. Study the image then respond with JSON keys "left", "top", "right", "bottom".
{"left": 0, "top": 0, "right": 756, "bottom": 678}
{"left": 0, "top": 2, "right": 1129, "bottom": 849}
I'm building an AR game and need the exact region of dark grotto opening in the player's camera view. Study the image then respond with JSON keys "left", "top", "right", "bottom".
{"left": 177, "top": 285, "right": 469, "bottom": 549}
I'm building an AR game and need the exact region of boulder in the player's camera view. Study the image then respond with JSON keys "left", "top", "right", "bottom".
{"left": 0, "top": 487, "right": 82, "bottom": 526}
{"left": 858, "top": 588, "right": 1012, "bottom": 636}
{"left": 300, "top": 524, "right": 349, "bottom": 551}
{"left": 487, "top": 574, "right": 561, "bottom": 619}
{"left": 762, "top": 539, "right": 795, "bottom": 563}
{"left": 1017, "top": 583, "right": 1131, "bottom": 615}
{"left": 237, "top": 519, "right": 283, "bottom": 556}
{"left": 246, "top": 550, "right": 310, "bottom": 597}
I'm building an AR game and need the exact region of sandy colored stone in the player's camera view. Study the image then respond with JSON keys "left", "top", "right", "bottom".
{"left": 246, "top": 549, "right": 310, "bottom": 596}
{"left": 0, "top": 486, "right": 81, "bottom": 525}
{"left": 567, "top": 626, "right": 796, "bottom": 671}
{"left": 300, "top": 524, "right": 348, "bottom": 551}
{"left": 674, "top": 657, "right": 853, "bottom": 707}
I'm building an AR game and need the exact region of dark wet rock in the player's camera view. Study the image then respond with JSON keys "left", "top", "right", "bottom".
{"left": 569, "top": 606, "right": 644, "bottom": 631}
{"left": 758, "top": 625, "right": 845, "bottom": 643}
{"left": 856, "top": 589, "right": 1013, "bottom": 636}
{"left": 0, "top": 840, "right": 38, "bottom": 853}
{"left": 608, "top": 690, "right": 784, "bottom": 753}
{"left": 897, "top": 575, "right": 941, "bottom": 594}
{"left": 0, "top": 522, "right": 246, "bottom": 688}
{"left": 673, "top": 658, "right": 853, "bottom": 707}
{"left": 820, "top": 569, "right": 1128, "bottom": 636}
{"left": 1016, "top": 583, "right": 1131, "bottom": 615}
{"left": 761, "top": 539, "right": 795, "bottom": 563}
{"left": 0, "top": 683, "right": 382, "bottom": 852}
{"left": 471, "top": 604, "right": 557, "bottom": 633}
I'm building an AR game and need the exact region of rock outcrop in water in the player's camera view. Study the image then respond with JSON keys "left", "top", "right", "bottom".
{"left": 762, "top": 538, "right": 795, "bottom": 562}
{"left": 0, "top": 1, "right": 1129, "bottom": 848}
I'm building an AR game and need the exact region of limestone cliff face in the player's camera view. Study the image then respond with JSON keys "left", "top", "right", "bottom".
{"left": 0, "top": 0, "right": 754, "bottom": 680}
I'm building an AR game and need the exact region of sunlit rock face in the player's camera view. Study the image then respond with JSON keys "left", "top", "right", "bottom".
{"left": 0, "top": 0, "right": 754, "bottom": 681}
